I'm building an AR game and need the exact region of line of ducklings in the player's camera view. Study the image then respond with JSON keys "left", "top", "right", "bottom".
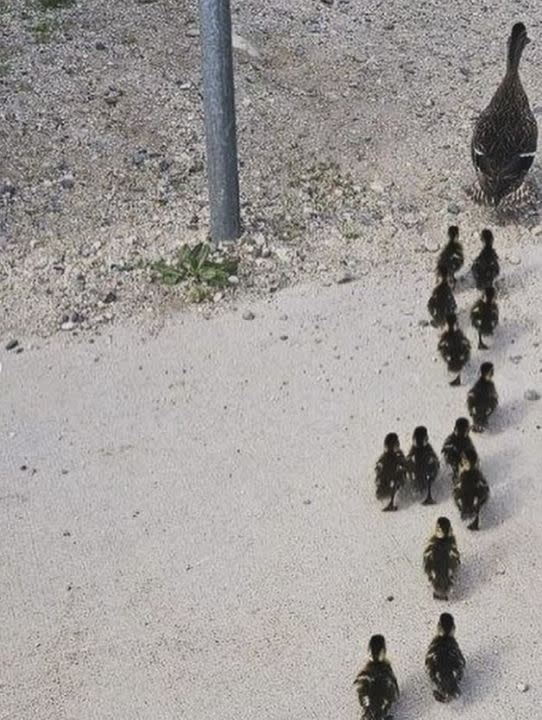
{"left": 375, "top": 419, "right": 489, "bottom": 530}
{"left": 429, "top": 225, "right": 500, "bottom": 385}
{"left": 359, "top": 421, "right": 489, "bottom": 716}
{"left": 355, "top": 613, "right": 466, "bottom": 715}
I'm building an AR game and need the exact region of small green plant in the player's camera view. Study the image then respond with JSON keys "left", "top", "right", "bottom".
{"left": 32, "top": 19, "right": 55, "bottom": 41}
{"left": 151, "top": 242, "right": 239, "bottom": 292}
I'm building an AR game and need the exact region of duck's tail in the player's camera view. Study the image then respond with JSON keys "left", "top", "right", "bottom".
{"left": 507, "top": 22, "right": 530, "bottom": 73}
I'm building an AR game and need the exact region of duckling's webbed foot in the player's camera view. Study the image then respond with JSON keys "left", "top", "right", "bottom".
{"left": 449, "top": 374, "right": 461, "bottom": 387}
{"left": 468, "top": 512, "right": 480, "bottom": 531}
{"left": 478, "top": 332, "right": 488, "bottom": 350}
{"left": 383, "top": 502, "right": 398, "bottom": 512}
{"left": 433, "top": 690, "right": 448, "bottom": 703}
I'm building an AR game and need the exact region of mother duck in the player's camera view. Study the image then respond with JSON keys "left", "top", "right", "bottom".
{"left": 471, "top": 23, "right": 538, "bottom": 206}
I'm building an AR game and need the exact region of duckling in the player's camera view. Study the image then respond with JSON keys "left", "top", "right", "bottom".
{"left": 354, "top": 634, "right": 400, "bottom": 720}
{"left": 425, "top": 613, "right": 466, "bottom": 703}
{"left": 454, "top": 448, "right": 490, "bottom": 530}
{"left": 423, "top": 517, "right": 460, "bottom": 600}
{"left": 437, "top": 314, "right": 471, "bottom": 386}
{"left": 407, "top": 426, "right": 440, "bottom": 505}
{"left": 436, "top": 226, "right": 463, "bottom": 288}
{"left": 427, "top": 267, "right": 457, "bottom": 328}
{"left": 471, "top": 286, "right": 499, "bottom": 350}
{"left": 442, "top": 417, "right": 478, "bottom": 479}
{"left": 471, "top": 23, "right": 538, "bottom": 207}
{"left": 467, "top": 362, "right": 499, "bottom": 432}
{"left": 472, "top": 229, "right": 500, "bottom": 290}
{"left": 375, "top": 433, "right": 407, "bottom": 512}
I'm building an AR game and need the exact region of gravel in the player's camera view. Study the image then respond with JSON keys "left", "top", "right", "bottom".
{"left": 1, "top": 0, "right": 542, "bottom": 339}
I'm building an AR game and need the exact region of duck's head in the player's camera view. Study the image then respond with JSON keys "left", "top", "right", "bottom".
{"left": 435, "top": 516, "right": 452, "bottom": 538}
{"left": 384, "top": 432, "right": 400, "bottom": 452}
{"left": 438, "top": 613, "right": 456, "bottom": 637}
{"left": 368, "top": 634, "right": 387, "bottom": 661}
{"left": 413, "top": 426, "right": 428, "bottom": 447}
{"left": 506, "top": 23, "right": 530, "bottom": 75}
{"left": 460, "top": 447, "right": 478, "bottom": 472}
{"left": 481, "top": 229, "right": 494, "bottom": 247}
{"left": 485, "top": 285, "right": 496, "bottom": 302}
{"left": 454, "top": 417, "right": 471, "bottom": 437}
{"left": 480, "top": 361, "right": 494, "bottom": 380}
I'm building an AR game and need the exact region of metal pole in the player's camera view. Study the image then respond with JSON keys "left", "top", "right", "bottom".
{"left": 198, "top": 0, "right": 241, "bottom": 245}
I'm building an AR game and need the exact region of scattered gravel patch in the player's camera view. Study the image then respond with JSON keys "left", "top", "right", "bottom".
{"left": 1, "top": 0, "right": 541, "bottom": 338}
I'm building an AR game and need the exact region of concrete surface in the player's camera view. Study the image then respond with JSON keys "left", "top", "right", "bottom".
{"left": 2, "top": 240, "right": 542, "bottom": 719}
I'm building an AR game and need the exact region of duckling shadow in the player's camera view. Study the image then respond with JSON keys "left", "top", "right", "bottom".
{"left": 493, "top": 316, "right": 527, "bottom": 347}
{"left": 480, "top": 447, "right": 523, "bottom": 529}
{"left": 395, "top": 670, "right": 433, "bottom": 718}
{"left": 498, "top": 262, "right": 541, "bottom": 295}
{"left": 455, "top": 541, "right": 509, "bottom": 601}
{"left": 462, "top": 644, "right": 507, "bottom": 704}
{"left": 487, "top": 396, "right": 530, "bottom": 435}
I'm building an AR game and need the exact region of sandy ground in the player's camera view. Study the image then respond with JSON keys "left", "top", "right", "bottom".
{"left": 2, "top": 0, "right": 542, "bottom": 718}
{"left": 2, "top": 0, "right": 542, "bottom": 336}
{"left": 2, "top": 237, "right": 542, "bottom": 718}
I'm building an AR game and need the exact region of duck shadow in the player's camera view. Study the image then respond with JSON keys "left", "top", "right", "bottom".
{"left": 480, "top": 446, "right": 523, "bottom": 529}
{"left": 497, "top": 262, "right": 541, "bottom": 295}
{"left": 462, "top": 644, "right": 507, "bottom": 704}
{"left": 454, "top": 539, "right": 510, "bottom": 601}
{"left": 395, "top": 668, "right": 434, "bottom": 718}
{"left": 492, "top": 316, "right": 527, "bottom": 347}
{"left": 399, "top": 468, "right": 452, "bottom": 509}
{"left": 485, "top": 396, "right": 531, "bottom": 435}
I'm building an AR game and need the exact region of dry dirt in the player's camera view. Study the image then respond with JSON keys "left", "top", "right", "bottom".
{"left": 1, "top": 0, "right": 541, "bottom": 339}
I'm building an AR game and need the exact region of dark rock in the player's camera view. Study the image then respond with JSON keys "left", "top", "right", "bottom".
{"left": 60, "top": 174, "right": 75, "bottom": 190}
{"left": 0, "top": 180, "right": 16, "bottom": 199}
{"left": 104, "top": 87, "right": 124, "bottom": 106}
{"left": 132, "top": 149, "right": 148, "bottom": 167}
{"left": 6, "top": 339, "right": 18, "bottom": 350}
{"left": 104, "top": 291, "right": 117, "bottom": 304}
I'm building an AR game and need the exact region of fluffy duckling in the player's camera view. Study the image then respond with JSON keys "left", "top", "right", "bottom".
{"left": 407, "top": 426, "right": 440, "bottom": 505}
{"left": 453, "top": 448, "right": 490, "bottom": 530}
{"left": 467, "top": 362, "right": 499, "bottom": 432}
{"left": 471, "top": 23, "right": 538, "bottom": 206}
{"left": 471, "top": 286, "right": 499, "bottom": 349}
{"left": 423, "top": 517, "right": 460, "bottom": 600}
{"left": 375, "top": 433, "right": 407, "bottom": 512}
{"left": 442, "top": 417, "right": 478, "bottom": 479}
{"left": 436, "top": 226, "right": 463, "bottom": 288}
{"left": 425, "top": 613, "right": 466, "bottom": 703}
{"left": 438, "top": 314, "right": 471, "bottom": 386}
{"left": 427, "top": 267, "right": 457, "bottom": 328}
{"left": 472, "top": 229, "right": 500, "bottom": 290}
{"left": 354, "top": 635, "right": 400, "bottom": 720}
